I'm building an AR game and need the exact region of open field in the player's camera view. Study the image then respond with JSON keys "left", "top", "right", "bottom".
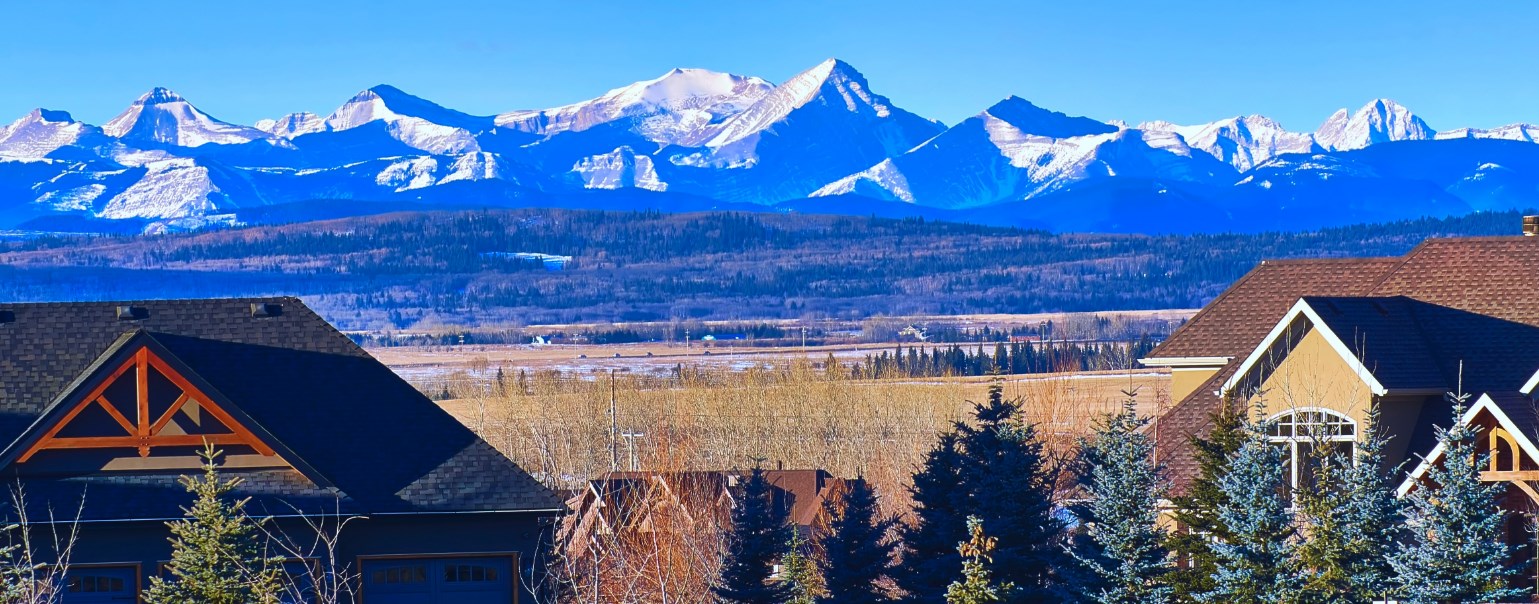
{"left": 430, "top": 364, "right": 1170, "bottom": 515}
{"left": 367, "top": 308, "right": 1196, "bottom": 382}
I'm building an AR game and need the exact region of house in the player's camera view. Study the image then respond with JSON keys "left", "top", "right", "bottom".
{"left": 1142, "top": 219, "right": 1539, "bottom": 588}
{"left": 558, "top": 469, "right": 846, "bottom": 562}
{"left": 0, "top": 298, "right": 563, "bottom": 603}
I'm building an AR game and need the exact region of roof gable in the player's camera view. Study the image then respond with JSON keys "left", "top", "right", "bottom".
{"left": 1396, "top": 392, "right": 1539, "bottom": 497}
{"left": 0, "top": 298, "right": 562, "bottom": 516}
{"left": 1223, "top": 296, "right": 1539, "bottom": 399}
{"left": 0, "top": 331, "right": 326, "bottom": 484}
{"left": 1223, "top": 298, "right": 1391, "bottom": 398}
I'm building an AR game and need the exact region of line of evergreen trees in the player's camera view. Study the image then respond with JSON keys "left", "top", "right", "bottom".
{"left": 849, "top": 339, "right": 1159, "bottom": 379}
{"left": 712, "top": 387, "right": 1529, "bottom": 604}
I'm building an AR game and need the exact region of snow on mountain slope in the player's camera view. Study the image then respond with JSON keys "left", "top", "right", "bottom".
{"left": 813, "top": 97, "right": 1230, "bottom": 208}
{"left": 1314, "top": 99, "right": 1434, "bottom": 151}
{"left": 985, "top": 96, "right": 1118, "bottom": 139}
{"left": 256, "top": 112, "right": 326, "bottom": 138}
{"left": 324, "top": 86, "right": 493, "bottom": 154}
{"left": 0, "top": 109, "right": 100, "bottom": 159}
{"left": 1140, "top": 115, "right": 1319, "bottom": 171}
{"left": 1437, "top": 123, "right": 1539, "bottom": 143}
{"left": 497, "top": 68, "right": 772, "bottom": 146}
{"left": 102, "top": 88, "right": 270, "bottom": 148}
{"left": 661, "top": 59, "right": 943, "bottom": 203}
{"left": 705, "top": 59, "right": 940, "bottom": 153}
{"left": 570, "top": 146, "right": 667, "bottom": 191}
{"left": 374, "top": 152, "right": 518, "bottom": 192}
{"left": 96, "top": 158, "right": 257, "bottom": 219}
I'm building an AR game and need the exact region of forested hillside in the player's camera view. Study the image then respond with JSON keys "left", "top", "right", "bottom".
{"left": 0, "top": 209, "right": 1528, "bottom": 330}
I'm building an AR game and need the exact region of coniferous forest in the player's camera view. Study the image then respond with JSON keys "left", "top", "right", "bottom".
{"left": 0, "top": 208, "right": 1527, "bottom": 330}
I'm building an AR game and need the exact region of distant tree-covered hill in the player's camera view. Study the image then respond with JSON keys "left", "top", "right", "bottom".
{"left": 0, "top": 209, "right": 1529, "bottom": 330}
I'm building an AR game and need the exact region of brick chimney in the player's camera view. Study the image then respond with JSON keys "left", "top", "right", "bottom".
{"left": 1526, "top": 215, "right": 1539, "bottom": 237}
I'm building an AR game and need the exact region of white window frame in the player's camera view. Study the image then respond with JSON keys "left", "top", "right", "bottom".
{"left": 1266, "top": 407, "right": 1357, "bottom": 496}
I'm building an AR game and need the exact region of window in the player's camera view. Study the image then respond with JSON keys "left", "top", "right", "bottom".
{"left": 1267, "top": 409, "right": 1356, "bottom": 499}
{"left": 443, "top": 564, "right": 498, "bottom": 583}
{"left": 370, "top": 564, "right": 428, "bottom": 585}
{"left": 67, "top": 575, "right": 125, "bottom": 593}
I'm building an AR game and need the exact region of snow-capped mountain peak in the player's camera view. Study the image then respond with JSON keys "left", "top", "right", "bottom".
{"left": 1142, "top": 114, "right": 1320, "bottom": 171}
{"left": 326, "top": 85, "right": 492, "bottom": 133}
{"left": 495, "top": 67, "right": 773, "bottom": 145}
{"left": 102, "top": 88, "right": 269, "bottom": 148}
{"left": 321, "top": 85, "right": 493, "bottom": 154}
{"left": 706, "top": 58, "right": 910, "bottom": 149}
{"left": 984, "top": 96, "right": 1116, "bottom": 139}
{"left": 0, "top": 108, "right": 98, "bottom": 159}
{"left": 1314, "top": 98, "right": 1434, "bottom": 151}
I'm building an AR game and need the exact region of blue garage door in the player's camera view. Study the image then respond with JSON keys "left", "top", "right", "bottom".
{"left": 61, "top": 566, "right": 137, "bottom": 603}
{"left": 362, "top": 556, "right": 514, "bottom": 604}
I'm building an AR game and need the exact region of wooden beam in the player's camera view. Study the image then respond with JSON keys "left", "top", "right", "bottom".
{"left": 1480, "top": 470, "right": 1539, "bottom": 482}
{"left": 147, "top": 393, "right": 191, "bottom": 436}
{"left": 1514, "top": 480, "right": 1539, "bottom": 505}
{"left": 39, "top": 434, "right": 251, "bottom": 450}
{"left": 18, "top": 356, "right": 138, "bottom": 463}
{"left": 146, "top": 353, "right": 276, "bottom": 457}
{"left": 135, "top": 349, "right": 149, "bottom": 437}
{"left": 19, "top": 345, "right": 283, "bottom": 463}
{"left": 94, "top": 396, "right": 137, "bottom": 435}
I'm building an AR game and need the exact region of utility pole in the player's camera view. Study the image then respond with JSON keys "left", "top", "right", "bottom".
{"left": 609, "top": 369, "right": 619, "bottom": 473}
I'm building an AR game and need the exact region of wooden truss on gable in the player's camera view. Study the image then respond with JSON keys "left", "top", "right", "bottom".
{"left": 19, "top": 347, "right": 275, "bottom": 462}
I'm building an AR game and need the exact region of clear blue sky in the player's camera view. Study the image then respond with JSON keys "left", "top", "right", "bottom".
{"left": 5, "top": 1, "right": 1535, "bottom": 132}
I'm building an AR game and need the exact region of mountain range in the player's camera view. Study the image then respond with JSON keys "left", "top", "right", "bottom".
{"left": 1, "top": 58, "right": 1536, "bottom": 234}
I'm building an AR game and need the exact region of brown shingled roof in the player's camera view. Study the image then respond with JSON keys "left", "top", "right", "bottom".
{"left": 1152, "top": 236, "right": 1539, "bottom": 497}
{"left": 1148, "top": 257, "right": 1402, "bottom": 361}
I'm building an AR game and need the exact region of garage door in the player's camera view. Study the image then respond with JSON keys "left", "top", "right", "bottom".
{"left": 362, "top": 556, "right": 515, "bottom": 604}
{"left": 61, "top": 566, "right": 137, "bottom": 603}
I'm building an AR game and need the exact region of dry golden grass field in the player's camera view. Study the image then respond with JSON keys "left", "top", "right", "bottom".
{"left": 396, "top": 349, "right": 1168, "bottom": 514}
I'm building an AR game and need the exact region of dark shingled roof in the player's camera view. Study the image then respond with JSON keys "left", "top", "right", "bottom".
{"left": 0, "top": 297, "right": 562, "bottom": 521}
{"left": 1147, "top": 257, "right": 1402, "bottom": 361}
{"left": 1300, "top": 296, "right": 1539, "bottom": 395}
{"left": 1152, "top": 236, "right": 1539, "bottom": 497}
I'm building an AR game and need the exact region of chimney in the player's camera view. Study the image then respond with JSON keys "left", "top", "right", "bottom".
{"left": 1525, "top": 215, "right": 1539, "bottom": 237}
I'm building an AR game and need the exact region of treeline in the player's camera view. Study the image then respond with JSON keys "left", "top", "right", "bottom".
{"left": 848, "top": 338, "right": 1159, "bottom": 378}
{"left": 0, "top": 209, "right": 1529, "bottom": 329}
{"left": 692, "top": 388, "right": 1526, "bottom": 604}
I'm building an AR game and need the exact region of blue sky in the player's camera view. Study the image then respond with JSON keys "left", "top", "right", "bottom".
{"left": 5, "top": 1, "right": 1535, "bottom": 132}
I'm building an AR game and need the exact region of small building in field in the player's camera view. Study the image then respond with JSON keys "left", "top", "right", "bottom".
{"left": 558, "top": 469, "right": 846, "bottom": 562}
{"left": 0, "top": 298, "right": 562, "bottom": 603}
{"left": 1142, "top": 220, "right": 1539, "bottom": 590}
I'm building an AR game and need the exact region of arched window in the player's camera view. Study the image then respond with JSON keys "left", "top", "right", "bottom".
{"left": 1267, "top": 409, "right": 1356, "bottom": 499}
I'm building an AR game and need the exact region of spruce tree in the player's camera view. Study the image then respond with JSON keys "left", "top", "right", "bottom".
{"left": 955, "top": 384, "right": 1068, "bottom": 603}
{"left": 897, "top": 432, "right": 968, "bottom": 603}
{"left": 144, "top": 447, "right": 284, "bottom": 604}
{"left": 818, "top": 477, "right": 899, "bottom": 604}
{"left": 1196, "top": 410, "right": 1301, "bottom": 604}
{"left": 715, "top": 464, "right": 792, "bottom": 604}
{"left": 946, "top": 517, "right": 1016, "bottom": 604}
{"left": 1165, "top": 401, "right": 1245, "bottom": 603}
{"left": 1071, "top": 393, "right": 1171, "bottom": 604}
{"left": 1390, "top": 393, "right": 1526, "bottom": 603}
{"left": 1294, "top": 404, "right": 1401, "bottom": 604}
